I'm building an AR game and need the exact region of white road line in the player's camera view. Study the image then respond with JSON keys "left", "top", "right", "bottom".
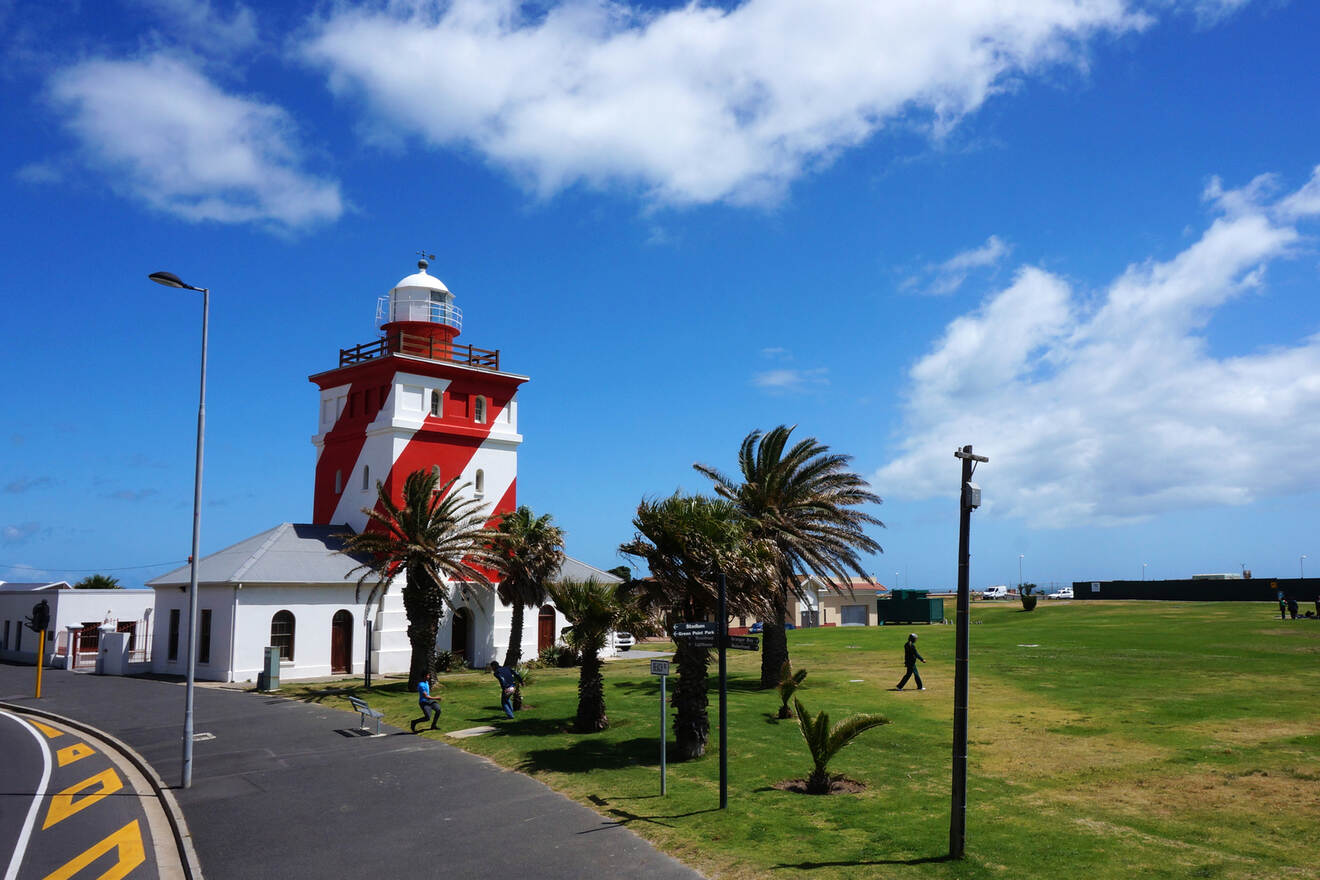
{"left": 0, "top": 710, "right": 53, "bottom": 880}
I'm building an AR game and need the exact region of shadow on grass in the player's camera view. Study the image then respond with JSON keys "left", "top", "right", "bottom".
{"left": 517, "top": 736, "right": 660, "bottom": 774}
{"left": 771, "top": 855, "right": 954, "bottom": 869}
{"left": 582, "top": 793, "right": 722, "bottom": 831}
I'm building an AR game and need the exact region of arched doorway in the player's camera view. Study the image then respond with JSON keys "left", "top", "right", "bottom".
{"left": 451, "top": 608, "right": 471, "bottom": 665}
{"left": 331, "top": 610, "right": 353, "bottom": 674}
{"left": 537, "top": 605, "right": 556, "bottom": 653}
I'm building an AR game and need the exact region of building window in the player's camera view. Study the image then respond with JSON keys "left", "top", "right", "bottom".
{"left": 431, "top": 464, "right": 442, "bottom": 492}
{"left": 474, "top": 395, "right": 487, "bottom": 424}
{"left": 430, "top": 390, "right": 441, "bottom": 416}
{"left": 168, "top": 609, "right": 181, "bottom": 661}
{"left": 474, "top": 469, "right": 485, "bottom": 497}
{"left": 334, "top": 469, "right": 343, "bottom": 494}
{"left": 271, "top": 611, "right": 295, "bottom": 661}
{"left": 362, "top": 465, "right": 370, "bottom": 491}
{"left": 199, "top": 610, "right": 212, "bottom": 664}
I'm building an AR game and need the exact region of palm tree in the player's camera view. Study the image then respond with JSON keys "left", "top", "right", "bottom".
{"left": 776, "top": 660, "right": 808, "bottom": 719}
{"left": 340, "top": 468, "right": 497, "bottom": 690}
{"left": 620, "top": 493, "right": 766, "bottom": 759}
{"left": 793, "top": 698, "right": 889, "bottom": 794}
{"left": 696, "top": 425, "right": 884, "bottom": 688}
{"left": 546, "top": 579, "right": 622, "bottom": 732}
{"left": 491, "top": 505, "right": 565, "bottom": 668}
{"left": 74, "top": 574, "right": 121, "bottom": 589}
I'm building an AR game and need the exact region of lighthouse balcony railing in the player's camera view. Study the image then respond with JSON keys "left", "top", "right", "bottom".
{"left": 340, "top": 333, "right": 500, "bottom": 370}
{"left": 376, "top": 296, "right": 462, "bottom": 332}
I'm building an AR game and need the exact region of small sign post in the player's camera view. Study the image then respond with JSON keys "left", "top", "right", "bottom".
{"left": 651, "top": 659, "right": 670, "bottom": 795}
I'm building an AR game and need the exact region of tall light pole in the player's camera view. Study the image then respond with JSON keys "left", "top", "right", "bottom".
{"left": 1017, "top": 554, "right": 1024, "bottom": 588}
{"left": 148, "top": 270, "right": 208, "bottom": 790}
{"left": 1302, "top": 555, "right": 1308, "bottom": 579}
{"left": 1142, "top": 562, "right": 1147, "bottom": 581}
{"left": 951, "top": 445, "right": 987, "bottom": 860}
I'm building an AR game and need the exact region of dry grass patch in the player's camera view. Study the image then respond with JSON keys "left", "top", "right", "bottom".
{"left": 1182, "top": 718, "right": 1318, "bottom": 747}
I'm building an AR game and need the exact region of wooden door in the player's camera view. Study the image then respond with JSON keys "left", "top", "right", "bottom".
{"left": 537, "top": 605, "right": 556, "bottom": 652}
{"left": 451, "top": 608, "right": 470, "bottom": 662}
{"left": 331, "top": 610, "right": 352, "bottom": 674}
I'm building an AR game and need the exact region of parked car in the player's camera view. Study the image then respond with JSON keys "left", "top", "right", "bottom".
{"left": 610, "top": 631, "right": 635, "bottom": 651}
{"left": 749, "top": 622, "right": 763, "bottom": 633}
{"left": 1047, "top": 587, "right": 1074, "bottom": 600}
{"left": 982, "top": 585, "right": 1009, "bottom": 600}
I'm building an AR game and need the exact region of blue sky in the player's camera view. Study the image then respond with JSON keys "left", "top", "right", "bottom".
{"left": 2, "top": 0, "right": 1318, "bottom": 591}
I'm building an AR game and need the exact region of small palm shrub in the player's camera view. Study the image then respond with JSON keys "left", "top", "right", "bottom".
{"left": 1019, "top": 582, "right": 1038, "bottom": 612}
{"left": 776, "top": 661, "right": 808, "bottom": 719}
{"left": 538, "top": 644, "right": 579, "bottom": 668}
{"left": 511, "top": 662, "right": 533, "bottom": 710}
{"left": 433, "top": 650, "right": 462, "bottom": 673}
{"left": 794, "top": 698, "right": 890, "bottom": 794}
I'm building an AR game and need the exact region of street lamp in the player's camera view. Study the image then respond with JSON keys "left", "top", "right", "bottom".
{"left": 148, "top": 270, "right": 208, "bottom": 790}
{"left": 1142, "top": 562, "right": 1147, "bottom": 581}
{"left": 1302, "top": 555, "right": 1308, "bottom": 579}
{"left": 1018, "top": 554, "right": 1024, "bottom": 588}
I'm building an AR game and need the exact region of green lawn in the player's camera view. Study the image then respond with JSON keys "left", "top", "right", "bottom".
{"left": 287, "top": 602, "right": 1319, "bottom": 879}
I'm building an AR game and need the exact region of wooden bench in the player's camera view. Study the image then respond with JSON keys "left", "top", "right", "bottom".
{"left": 348, "top": 695, "right": 385, "bottom": 735}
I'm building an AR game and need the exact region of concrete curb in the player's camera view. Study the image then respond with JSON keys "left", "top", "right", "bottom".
{"left": 0, "top": 699, "right": 204, "bottom": 880}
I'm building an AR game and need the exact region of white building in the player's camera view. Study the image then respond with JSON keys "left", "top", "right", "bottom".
{"left": 0, "top": 580, "right": 155, "bottom": 671}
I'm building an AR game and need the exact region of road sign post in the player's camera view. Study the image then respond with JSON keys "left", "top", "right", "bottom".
{"left": 651, "top": 659, "right": 670, "bottom": 795}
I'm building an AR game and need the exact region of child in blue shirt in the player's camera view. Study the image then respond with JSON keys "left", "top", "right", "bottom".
{"left": 411, "top": 673, "right": 441, "bottom": 733}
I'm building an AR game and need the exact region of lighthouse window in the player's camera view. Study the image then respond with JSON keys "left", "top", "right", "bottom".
{"left": 474, "top": 396, "right": 487, "bottom": 424}
{"left": 361, "top": 465, "right": 370, "bottom": 491}
{"left": 475, "top": 469, "right": 485, "bottom": 497}
{"left": 335, "top": 470, "right": 343, "bottom": 494}
{"left": 430, "top": 391, "right": 441, "bottom": 416}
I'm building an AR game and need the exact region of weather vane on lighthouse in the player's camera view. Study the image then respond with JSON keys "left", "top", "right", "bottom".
{"left": 416, "top": 250, "right": 436, "bottom": 270}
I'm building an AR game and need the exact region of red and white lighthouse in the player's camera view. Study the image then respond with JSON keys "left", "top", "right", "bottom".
{"left": 309, "top": 259, "right": 527, "bottom": 532}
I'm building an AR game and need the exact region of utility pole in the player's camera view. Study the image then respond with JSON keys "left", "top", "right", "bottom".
{"left": 951, "top": 444, "right": 987, "bottom": 860}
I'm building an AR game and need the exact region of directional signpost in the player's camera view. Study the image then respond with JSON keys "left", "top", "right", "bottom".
{"left": 726, "top": 635, "right": 759, "bottom": 651}
{"left": 651, "top": 659, "right": 670, "bottom": 795}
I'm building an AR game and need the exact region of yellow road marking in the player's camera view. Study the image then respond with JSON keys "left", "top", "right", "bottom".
{"left": 56, "top": 742, "right": 96, "bottom": 767}
{"left": 29, "top": 720, "right": 64, "bottom": 739}
{"left": 41, "top": 768, "right": 123, "bottom": 830}
{"left": 41, "top": 819, "right": 145, "bottom": 880}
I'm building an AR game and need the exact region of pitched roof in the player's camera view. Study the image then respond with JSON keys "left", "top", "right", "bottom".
{"left": 0, "top": 580, "right": 71, "bottom": 592}
{"left": 145, "top": 523, "right": 621, "bottom": 588}
{"left": 146, "top": 523, "right": 370, "bottom": 587}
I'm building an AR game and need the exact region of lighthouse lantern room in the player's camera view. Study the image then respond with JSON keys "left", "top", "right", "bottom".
{"left": 309, "top": 259, "right": 527, "bottom": 533}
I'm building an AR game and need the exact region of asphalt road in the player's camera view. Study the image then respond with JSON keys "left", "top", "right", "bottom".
{"left": 1, "top": 664, "right": 704, "bottom": 880}
{"left": 0, "top": 708, "right": 182, "bottom": 880}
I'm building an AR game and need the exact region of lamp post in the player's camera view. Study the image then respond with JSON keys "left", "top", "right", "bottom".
{"left": 1302, "top": 555, "right": 1308, "bottom": 579}
{"left": 1018, "top": 554, "right": 1024, "bottom": 589}
{"left": 1142, "top": 562, "right": 1147, "bottom": 581}
{"left": 148, "top": 270, "right": 208, "bottom": 790}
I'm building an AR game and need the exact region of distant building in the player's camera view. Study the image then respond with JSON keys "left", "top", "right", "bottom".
{"left": 0, "top": 580, "right": 153, "bottom": 671}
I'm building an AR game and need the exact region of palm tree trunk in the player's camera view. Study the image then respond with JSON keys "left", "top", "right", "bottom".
{"left": 404, "top": 569, "right": 446, "bottom": 690}
{"left": 575, "top": 649, "right": 608, "bottom": 732}
{"left": 503, "top": 601, "right": 525, "bottom": 668}
{"left": 673, "top": 640, "right": 710, "bottom": 759}
{"left": 760, "top": 592, "right": 790, "bottom": 688}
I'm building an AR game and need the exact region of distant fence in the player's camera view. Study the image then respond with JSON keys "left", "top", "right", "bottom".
{"left": 1071, "top": 577, "right": 1320, "bottom": 602}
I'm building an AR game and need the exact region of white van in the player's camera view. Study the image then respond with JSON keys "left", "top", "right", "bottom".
{"left": 982, "top": 585, "right": 1009, "bottom": 600}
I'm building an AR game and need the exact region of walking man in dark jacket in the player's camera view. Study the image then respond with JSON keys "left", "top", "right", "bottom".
{"left": 896, "top": 632, "right": 926, "bottom": 691}
{"left": 489, "top": 661, "right": 523, "bottom": 719}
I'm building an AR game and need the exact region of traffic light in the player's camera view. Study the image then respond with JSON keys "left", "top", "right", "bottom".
{"left": 26, "top": 599, "right": 50, "bottom": 633}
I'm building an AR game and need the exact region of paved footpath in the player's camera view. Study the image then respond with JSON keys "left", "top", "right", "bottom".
{"left": 0, "top": 664, "right": 704, "bottom": 880}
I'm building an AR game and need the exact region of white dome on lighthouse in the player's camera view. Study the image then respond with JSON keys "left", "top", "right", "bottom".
{"left": 380, "top": 258, "right": 461, "bottom": 332}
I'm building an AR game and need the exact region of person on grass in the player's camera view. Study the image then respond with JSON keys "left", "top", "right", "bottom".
{"left": 896, "top": 632, "right": 926, "bottom": 691}
{"left": 411, "top": 673, "right": 441, "bottom": 733}
{"left": 489, "top": 661, "right": 522, "bottom": 719}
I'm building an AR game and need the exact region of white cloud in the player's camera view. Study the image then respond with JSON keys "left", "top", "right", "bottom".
{"left": 302, "top": 0, "right": 1152, "bottom": 206}
{"left": 877, "top": 167, "right": 1320, "bottom": 527}
{"left": 3, "top": 522, "right": 43, "bottom": 545}
{"left": 47, "top": 54, "right": 342, "bottom": 229}
{"left": 910, "top": 234, "right": 1012, "bottom": 296}
{"left": 135, "top": 0, "right": 259, "bottom": 53}
{"left": 753, "top": 367, "right": 829, "bottom": 392}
